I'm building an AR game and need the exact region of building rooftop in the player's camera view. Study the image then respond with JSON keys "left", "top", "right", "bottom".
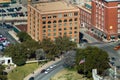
{"left": 32, "top": 1, "right": 78, "bottom": 13}
{"left": 0, "top": 0, "right": 11, "bottom": 3}
{"left": 104, "top": 0, "right": 120, "bottom": 2}
{"left": 77, "top": 2, "right": 91, "bottom": 13}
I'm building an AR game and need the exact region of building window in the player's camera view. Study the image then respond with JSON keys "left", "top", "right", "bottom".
{"left": 53, "top": 29, "right": 56, "bottom": 32}
{"left": 42, "top": 21, "right": 46, "bottom": 24}
{"left": 118, "top": 14, "right": 120, "bottom": 17}
{"left": 69, "top": 23, "right": 72, "bottom": 27}
{"left": 53, "top": 25, "right": 56, "bottom": 28}
{"left": 58, "top": 20, "right": 62, "bottom": 23}
{"left": 64, "top": 32, "right": 67, "bottom": 35}
{"left": 54, "top": 33, "right": 56, "bottom": 36}
{"left": 118, "top": 9, "right": 120, "bottom": 12}
{"left": 118, "top": 24, "right": 120, "bottom": 28}
{"left": 48, "top": 25, "right": 51, "bottom": 28}
{"left": 64, "top": 28, "right": 67, "bottom": 30}
{"left": 59, "top": 28, "right": 62, "bottom": 31}
{"left": 69, "top": 19, "right": 72, "bottom": 22}
{"left": 64, "top": 14, "right": 67, "bottom": 17}
{"left": 48, "top": 15, "right": 51, "bottom": 18}
{"left": 74, "top": 31, "right": 77, "bottom": 33}
{"left": 48, "top": 33, "right": 51, "bottom": 36}
{"left": 59, "top": 24, "right": 62, "bottom": 27}
{"left": 59, "top": 32, "right": 62, "bottom": 35}
{"left": 48, "top": 29, "right": 51, "bottom": 32}
{"left": 43, "top": 26, "right": 46, "bottom": 28}
{"left": 64, "top": 19, "right": 67, "bottom": 22}
{"left": 74, "top": 18, "right": 77, "bottom": 21}
{"left": 74, "top": 27, "right": 77, "bottom": 29}
{"left": 43, "top": 30, "right": 46, "bottom": 32}
{"left": 118, "top": 29, "right": 120, "bottom": 33}
{"left": 64, "top": 23, "right": 67, "bottom": 26}
{"left": 68, "top": 13, "right": 72, "bottom": 17}
{"left": 48, "top": 21, "right": 51, "bottom": 24}
{"left": 42, "top": 16, "right": 46, "bottom": 20}
{"left": 74, "top": 12, "right": 78, "bottom": 16}
{"left": 118, "top": 4, "right": 120, "bottom": 7}
{"left": 75, "top": 22, "right": 78, "bottom": 25}
{"left": 53, "top": 15, "right": 57, "bottom": 18}
{"left": 53, "top": 20, "right": 57, "bottom": 23}
{"left": 70, "top": 27, "right": 72, "bottom": 30}
{"left": 69, "top": 31, "right": 72, "bottom": 34}
{"left": 58, "top": 14, "right": 62, "bottom": 18}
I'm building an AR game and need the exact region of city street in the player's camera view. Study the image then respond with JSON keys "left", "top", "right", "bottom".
{"left": 80, "top": 28, "right": 120, "bottom": 68}
{"left": 34, "top": 60, "right": 64, "bottom": 80}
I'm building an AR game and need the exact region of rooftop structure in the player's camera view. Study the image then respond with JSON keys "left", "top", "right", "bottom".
{"left": 31, "top": 1, "right": 78, "bottom": 14}
{"left": 104, "top": 0, "right": 120, "bottom": 2}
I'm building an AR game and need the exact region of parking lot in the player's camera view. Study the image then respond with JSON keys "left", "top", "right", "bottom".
{"left": 0, "top": 25, "right": 18, "bottom": 53}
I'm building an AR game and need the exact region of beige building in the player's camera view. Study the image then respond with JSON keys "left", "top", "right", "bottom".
{"left": 27, "top": 1, "right": 80, "bottom": 42}
{"left": 0, "top": 0, "right": 11, "bottom": 3}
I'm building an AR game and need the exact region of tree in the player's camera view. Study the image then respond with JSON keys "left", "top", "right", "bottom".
{"left": 4, "top": 44, "right": 27, "bottom": 66}
{"left": 35, "top": 49, "right": 45, "bottom": 60}
{"left": 55, "top": 36, "right": 77, "bottom": 53}
{"left": 63, "top": 50, "right": 76, "bottom": 68}
{"left": 76, "top": 46, "right": 110, "bottom": 78}
{"left": 0, "top": 65, "right": 7, "bottom": 80}
{"left": 21, "top": 40, "right": 40, "bottom": 59}
{"left": 17, "top": 31, "right": 32, "bottom": 42}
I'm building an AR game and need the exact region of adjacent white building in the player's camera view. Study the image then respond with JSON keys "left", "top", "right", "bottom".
{"left": 0, "top": 56, "right": 13, "bottom": 65}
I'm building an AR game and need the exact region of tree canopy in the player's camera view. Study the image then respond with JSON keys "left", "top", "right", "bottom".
{"left": 17, "top": 31, "right": 32, "bottom": 42}
{"left": 0, "top": 65, "right": 7, "bottom": 80}
{"left": 4, "top": 35, "right": 77, "bottom": 66}
{"left": 76, "top": 46, "right": 110, "bottom": 78}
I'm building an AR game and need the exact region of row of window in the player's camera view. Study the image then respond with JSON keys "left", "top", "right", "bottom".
{"left": 42, "top": 18, "right": 78, "bottom": 24}
{"left": 42, "top": 27, "right": 78, "bottom": 32}
{"left": 80, "top": 10, "right": 91, "bottom": 19}
{"left": 42, "top": 12, "right": 78, "bottom": 19}
{"left": 42, "top": 23, "right": 78, "bottom": 28}
{"left": 42, "top": 31, "right": 78, "bottom": 36}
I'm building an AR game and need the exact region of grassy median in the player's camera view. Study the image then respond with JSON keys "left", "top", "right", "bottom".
{"left": 51, "top": 69, "right": 93, "bottom": 80}
{"left": 7, "top": 63, "right": 40, "bottom": 80}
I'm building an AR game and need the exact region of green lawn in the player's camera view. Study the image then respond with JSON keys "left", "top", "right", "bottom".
{"left": 8, "top": 63, "right": 40, "bottom": 80}
{"left": 51, "top": 69, "right": 93, "bottom": 80}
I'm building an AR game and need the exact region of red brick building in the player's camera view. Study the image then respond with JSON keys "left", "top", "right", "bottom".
{"left": 78, "top": 2, "right": 92, "bottom": 29}
{"left": 92, "top": 0, "right": 120, "bottom": 41}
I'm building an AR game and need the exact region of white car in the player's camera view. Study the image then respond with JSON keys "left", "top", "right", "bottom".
{"left": 44, "top": 71, "right": 48, "bottom": 74}
{"left": 50, "top": 66, "right": 53, "bottom": 69}
{"left": 46, "top": 68, "right": 50, "bottom": 71}
{"left": 50, "top": 65, "right": 56, "bottom": 69}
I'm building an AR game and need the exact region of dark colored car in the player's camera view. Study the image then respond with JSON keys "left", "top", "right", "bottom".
{"left": 111, "top": 57, "right": 116, "bottom": 60}
{"left": 116, "top": 66, "right": 120, "bottom": 69}
{"left": 40, "top": 69, "right": 46, "bottom": 73}
{"left": 29, "top": 77, "right": 34, "bottom": 80}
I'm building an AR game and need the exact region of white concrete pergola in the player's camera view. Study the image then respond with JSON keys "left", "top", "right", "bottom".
{"left": 0, "top": 56, "right": 13, "bottom": 65}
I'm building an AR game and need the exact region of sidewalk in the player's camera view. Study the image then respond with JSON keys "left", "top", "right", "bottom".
{"left": 8, "top": 30, "right": 20, "bottom": 43}
{"left": 24, "top": 57, "right": 62, "bottom": 80}
{"left": 80, "top": 28, "right": 100, "bottom": 43}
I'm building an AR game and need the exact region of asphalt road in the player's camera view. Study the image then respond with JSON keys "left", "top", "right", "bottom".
{"left": 34, "top": 59, "right": 64, "bottom": 80}
{"left": 87, "top": 42, "right": 120, "bottom": 67}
